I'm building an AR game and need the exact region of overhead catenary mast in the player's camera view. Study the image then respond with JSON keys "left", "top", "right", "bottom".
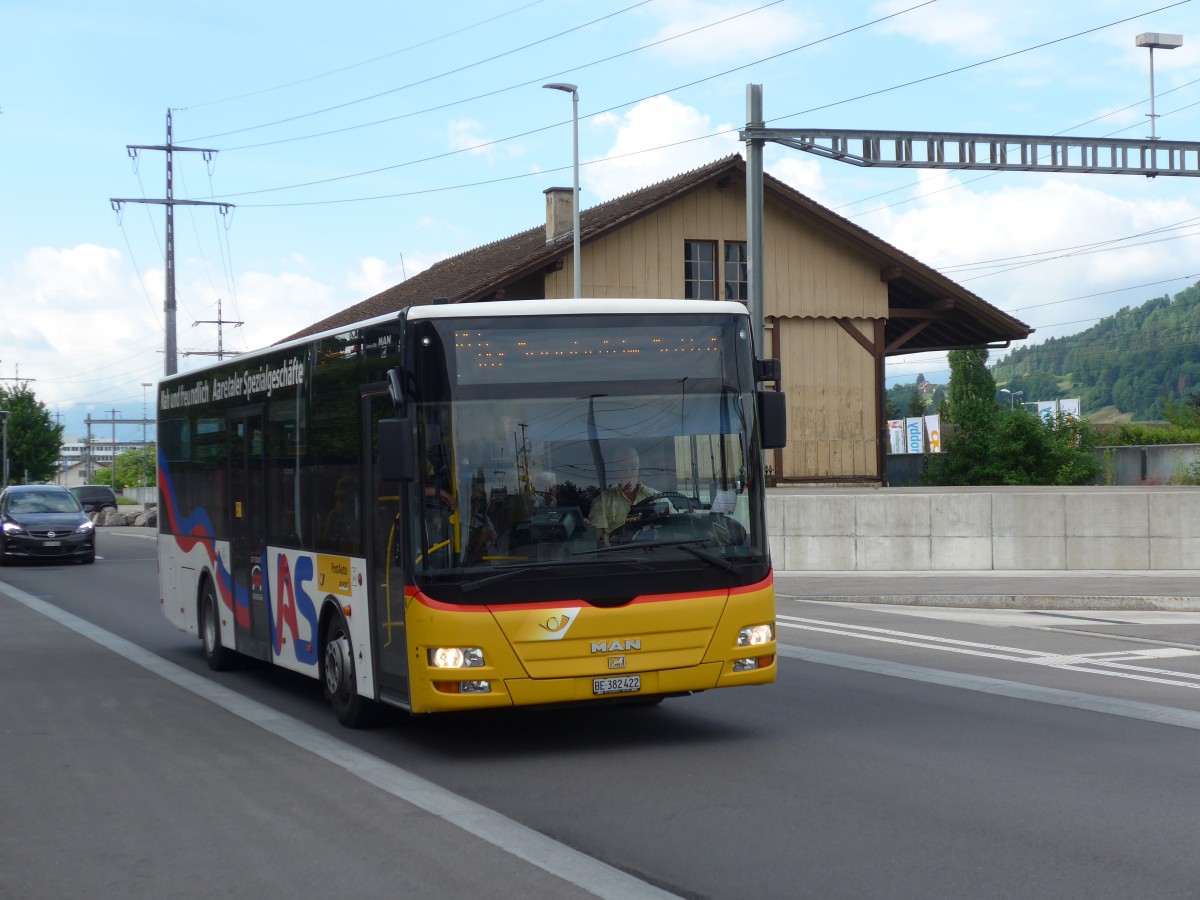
{"left": 110, "top": 109, "right": 234, "bottom": 376}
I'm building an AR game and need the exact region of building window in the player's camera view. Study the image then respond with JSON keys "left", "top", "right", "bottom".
{"left": 684, "top": 240, "right": 717, "bottom": 300}
{"left": 724, "top": 241, "right": 747, "bottom": 301}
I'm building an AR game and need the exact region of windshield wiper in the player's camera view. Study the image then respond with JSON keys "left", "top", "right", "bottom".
{"left": 575, "top": 538, "right": 742, "bottom": 574}
{"left": 459, "top": 557, "right": 638, "bottom": 593}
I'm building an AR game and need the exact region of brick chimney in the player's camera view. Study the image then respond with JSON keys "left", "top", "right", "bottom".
{"left": 544, "top": 187, "right": 574, "bottom": 242}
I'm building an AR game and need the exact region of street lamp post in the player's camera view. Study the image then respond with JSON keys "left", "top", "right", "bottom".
{"left": 141, "top": 382, "right": 152, "bottom": 492}
{"left": 1136, "top": 32, "right": 1183, "bottom": 142}
{"left": 999, "top": 389, "right": 1026, "bottom": 409}
{"left": 0, "top": 410, "right": 8, "bottom": 489}
{"left": 543, "top": 82, "right": 581, "bottom": 299}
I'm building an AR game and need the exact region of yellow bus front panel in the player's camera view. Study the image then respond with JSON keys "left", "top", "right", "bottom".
{"left": 403, "top": 574, "right": 776, "bottom": 713}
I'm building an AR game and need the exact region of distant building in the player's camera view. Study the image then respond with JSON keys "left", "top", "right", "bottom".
{"left": 59, "top": 439, "right": 141, "bottom": 482}
{"left": 59, "top": 460, "right": 111, "bottom": 487}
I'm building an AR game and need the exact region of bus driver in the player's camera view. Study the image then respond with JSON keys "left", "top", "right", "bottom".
{"left": 589, "top": 446, "right": 658, "bottom": 546}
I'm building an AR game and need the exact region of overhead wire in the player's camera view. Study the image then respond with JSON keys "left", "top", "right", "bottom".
{"left": 211, "top": 0, "right": 790, "bottom": 153}
{"left": 193, "top": 0, "right": 940, "bottom": 201}
{"left": 181, "top": 0, "right": 656, "bottom": 143}
{"left": 195, "top": 1, "right": 1186, "bottom": 206}
{"left": 177, "top": 0, "right": 552, "bottom": 111}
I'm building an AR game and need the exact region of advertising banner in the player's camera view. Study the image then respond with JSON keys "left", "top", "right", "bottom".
{"left": 924, "top": 415, "right": 942, "bottom": 453}
{"left": 1059, "top": 398, "right": 1080, "bottom": 420}
{"left": 1037, "top": 400, "right": 1057, "bottom": 423}
{"left": 905, "top": 417, "right": 925, "bottom": 454}
{"left": 888, "top": 419, "right": 906, "bottom": 454}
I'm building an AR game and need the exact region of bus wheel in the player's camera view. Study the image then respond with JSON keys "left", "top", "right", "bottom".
{"left": 200, "top": 579, "right": 238, "bottom": 672}
{"left": 323, "top": 614, "right": 375, "bottom": 728}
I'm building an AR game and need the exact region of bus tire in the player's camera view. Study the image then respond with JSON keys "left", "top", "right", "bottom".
{"left": 322, "top": 611, "right": 376, "bottom": 728}
{"left": 200, "top": 578, "right": 238, "bottom": 672}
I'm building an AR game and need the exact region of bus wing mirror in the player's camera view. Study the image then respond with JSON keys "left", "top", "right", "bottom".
{"left": 754, "top": 357, "right": 781, "bottom": 383}
{"left": 757, "top": 390, "right": 787, "bottom": 450}
{"left": 379, "top": 418, "right": 417, "bottom": 482}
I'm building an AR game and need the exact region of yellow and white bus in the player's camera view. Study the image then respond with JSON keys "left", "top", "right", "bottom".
{"left": 157, "top": 299, "right": 785, "bottom": 725}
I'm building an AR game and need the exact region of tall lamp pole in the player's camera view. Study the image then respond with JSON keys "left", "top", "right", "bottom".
{"left": 0, "top": 410, "right": 8, "bottom": 489}
{"left": 1136, "top": 32, "right": 1183, "bottom": 142}
{"left": 543, "top": 82, "right": 581, "bottom": 298}
{"left": 141, "top": 382, "right": 152, "bottom": 491}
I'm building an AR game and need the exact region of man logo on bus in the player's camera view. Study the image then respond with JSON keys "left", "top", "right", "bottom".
{"left": 592, "top": 639, "right": 641, "bottom": 653}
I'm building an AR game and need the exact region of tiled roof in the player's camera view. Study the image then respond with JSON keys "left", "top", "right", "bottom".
{"left": 282, "top": 155, "right": 1030, "bottom": 348}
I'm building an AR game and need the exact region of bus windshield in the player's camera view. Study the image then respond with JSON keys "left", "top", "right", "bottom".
{"left": 406, "top": 313, "right": 768, "bottom": 600}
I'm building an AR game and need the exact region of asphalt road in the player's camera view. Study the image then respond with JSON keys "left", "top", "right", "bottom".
{"left": 4, "top": 529, "right": 1200, "bottom": 899}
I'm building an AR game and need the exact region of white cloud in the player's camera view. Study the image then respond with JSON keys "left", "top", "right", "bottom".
{"left": 870, "top": 0, "right": 1017, "bottom": 54}
{"left": 345, "top": 252, "right": 438, "bottom": 298}
{"left": 216, "top": 269, "right": 338, "bottom": 352}
{"left": 767, "top": 156, "right": 831, "bottom": 204}
{"left": 865, "top": 171, "right": 1200, "bottom": 356}
{"left": 346, "top": 257, "right": 409, "bottom": 297}
{"left": 0, "top": 244, "right": 372, "bottom": 436}
{"left": 448, "top": 119, "right": 523, "bottom": 161}
{"left": 584, "top": 95, "right": 740, "bottom": 200}
{"left": 641, "top": 0, "right": 811, "bottom": 64}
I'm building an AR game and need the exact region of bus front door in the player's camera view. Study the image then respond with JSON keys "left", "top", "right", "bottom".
{"left": 229, "top": 409, "right": 271, "bottom": 661}
{"left": 365, "top": 391, "right": 411, "bottom": 705}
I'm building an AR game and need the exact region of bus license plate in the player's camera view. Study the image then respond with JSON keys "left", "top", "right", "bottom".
{"left": 593, "top": 675, "right": 641, "bottom": 696}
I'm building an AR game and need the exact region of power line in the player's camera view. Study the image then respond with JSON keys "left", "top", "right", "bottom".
{"left": 177, "top": 0, "right": 552, "bottom": 111}
{"left": 189, "top": 1, "right": 1183, "bottom": 207}
{"left": 1010, "top": 274, "right": 1200, "bottom": 313}
{"left": 181, "top": 0, "right": 654, "bottom": 142}
{"left": 190, "top": 0, "right": 941, "bottom": 201}
{"left": 211, "top": 0, "right": 790, "bottom": 153}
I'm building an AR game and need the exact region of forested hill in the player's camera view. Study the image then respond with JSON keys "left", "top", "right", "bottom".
{"left": 990, "top": 280, "right": 1200, "bottom": 420}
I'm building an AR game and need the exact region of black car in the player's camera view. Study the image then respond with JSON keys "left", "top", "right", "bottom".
{"left": 68, "top": 484, "right": 118, "bottom": 514}
{"left": 0, "top": 485, "right": 96, "bottom": 565}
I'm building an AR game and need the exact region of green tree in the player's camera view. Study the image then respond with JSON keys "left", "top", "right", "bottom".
{"left": 0, "top": 383, "right": 62, "bottom": 484}
{"left": 923, "top": 349, "right": 1100, "bottom": 485}
{"left": 906, "top": 385, "right": 928, "bottom": 417}
{"left": 108, "top": 445, "right": 157, "bottom": 490}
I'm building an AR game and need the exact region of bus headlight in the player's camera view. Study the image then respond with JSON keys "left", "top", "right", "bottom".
{"left": 737, "top": 623, "right": 774, "bottom": 647}
{"left": 428, "top": 647, "right": 485, "bottom": 669}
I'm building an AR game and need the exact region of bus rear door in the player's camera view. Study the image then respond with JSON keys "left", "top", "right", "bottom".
{"left": 229, "top": 407, "right": 271, "bottom": 661}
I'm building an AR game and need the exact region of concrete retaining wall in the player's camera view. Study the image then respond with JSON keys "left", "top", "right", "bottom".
{"left": 887, "top": 444, "right": 1200, "bottom": 487}
{"left": 767, "top": 486, "right": 1200, "bottom": 571}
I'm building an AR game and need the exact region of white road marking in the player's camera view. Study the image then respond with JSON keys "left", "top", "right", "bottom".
{"left": 779, "top": 615, "right": 1200, "bottom": 691}
{"left": 778, "top": 644, "right": 1200, "bottom": 732}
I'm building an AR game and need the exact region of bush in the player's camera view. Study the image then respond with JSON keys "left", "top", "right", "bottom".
{"left": 923, "top": 409, "right": 1101, "bottom": 486}
{"left": 1104, "top": 422, "right": 1200, "bottom": 446}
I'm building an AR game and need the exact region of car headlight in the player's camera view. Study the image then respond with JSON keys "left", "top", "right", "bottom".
{"left": 428, "top": 647, "right": 485, "bottom": 668}
{"left": 75, "top": 521, "right": 95, "bottom": 534}
{"left": 737, "top": 623, "right": 775, "bottom": 647}
{"left": 2, "top": 521, "right": 26, "bottom": 536}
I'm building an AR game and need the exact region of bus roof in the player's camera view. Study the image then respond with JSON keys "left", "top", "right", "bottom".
{"left": 406, "top": 298, "right": 752, "bottom": 321}
{"left": 165, "top": 299, "right": 752, "bottom": 382}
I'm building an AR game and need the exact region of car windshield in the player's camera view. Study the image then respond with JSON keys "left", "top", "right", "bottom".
{"left": 8, "top": 492, "right": 81, "bottom": 514}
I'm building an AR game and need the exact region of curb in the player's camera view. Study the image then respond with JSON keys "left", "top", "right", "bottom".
{"left": 781, "top": 593, "right": 1200, "bottom": 611}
